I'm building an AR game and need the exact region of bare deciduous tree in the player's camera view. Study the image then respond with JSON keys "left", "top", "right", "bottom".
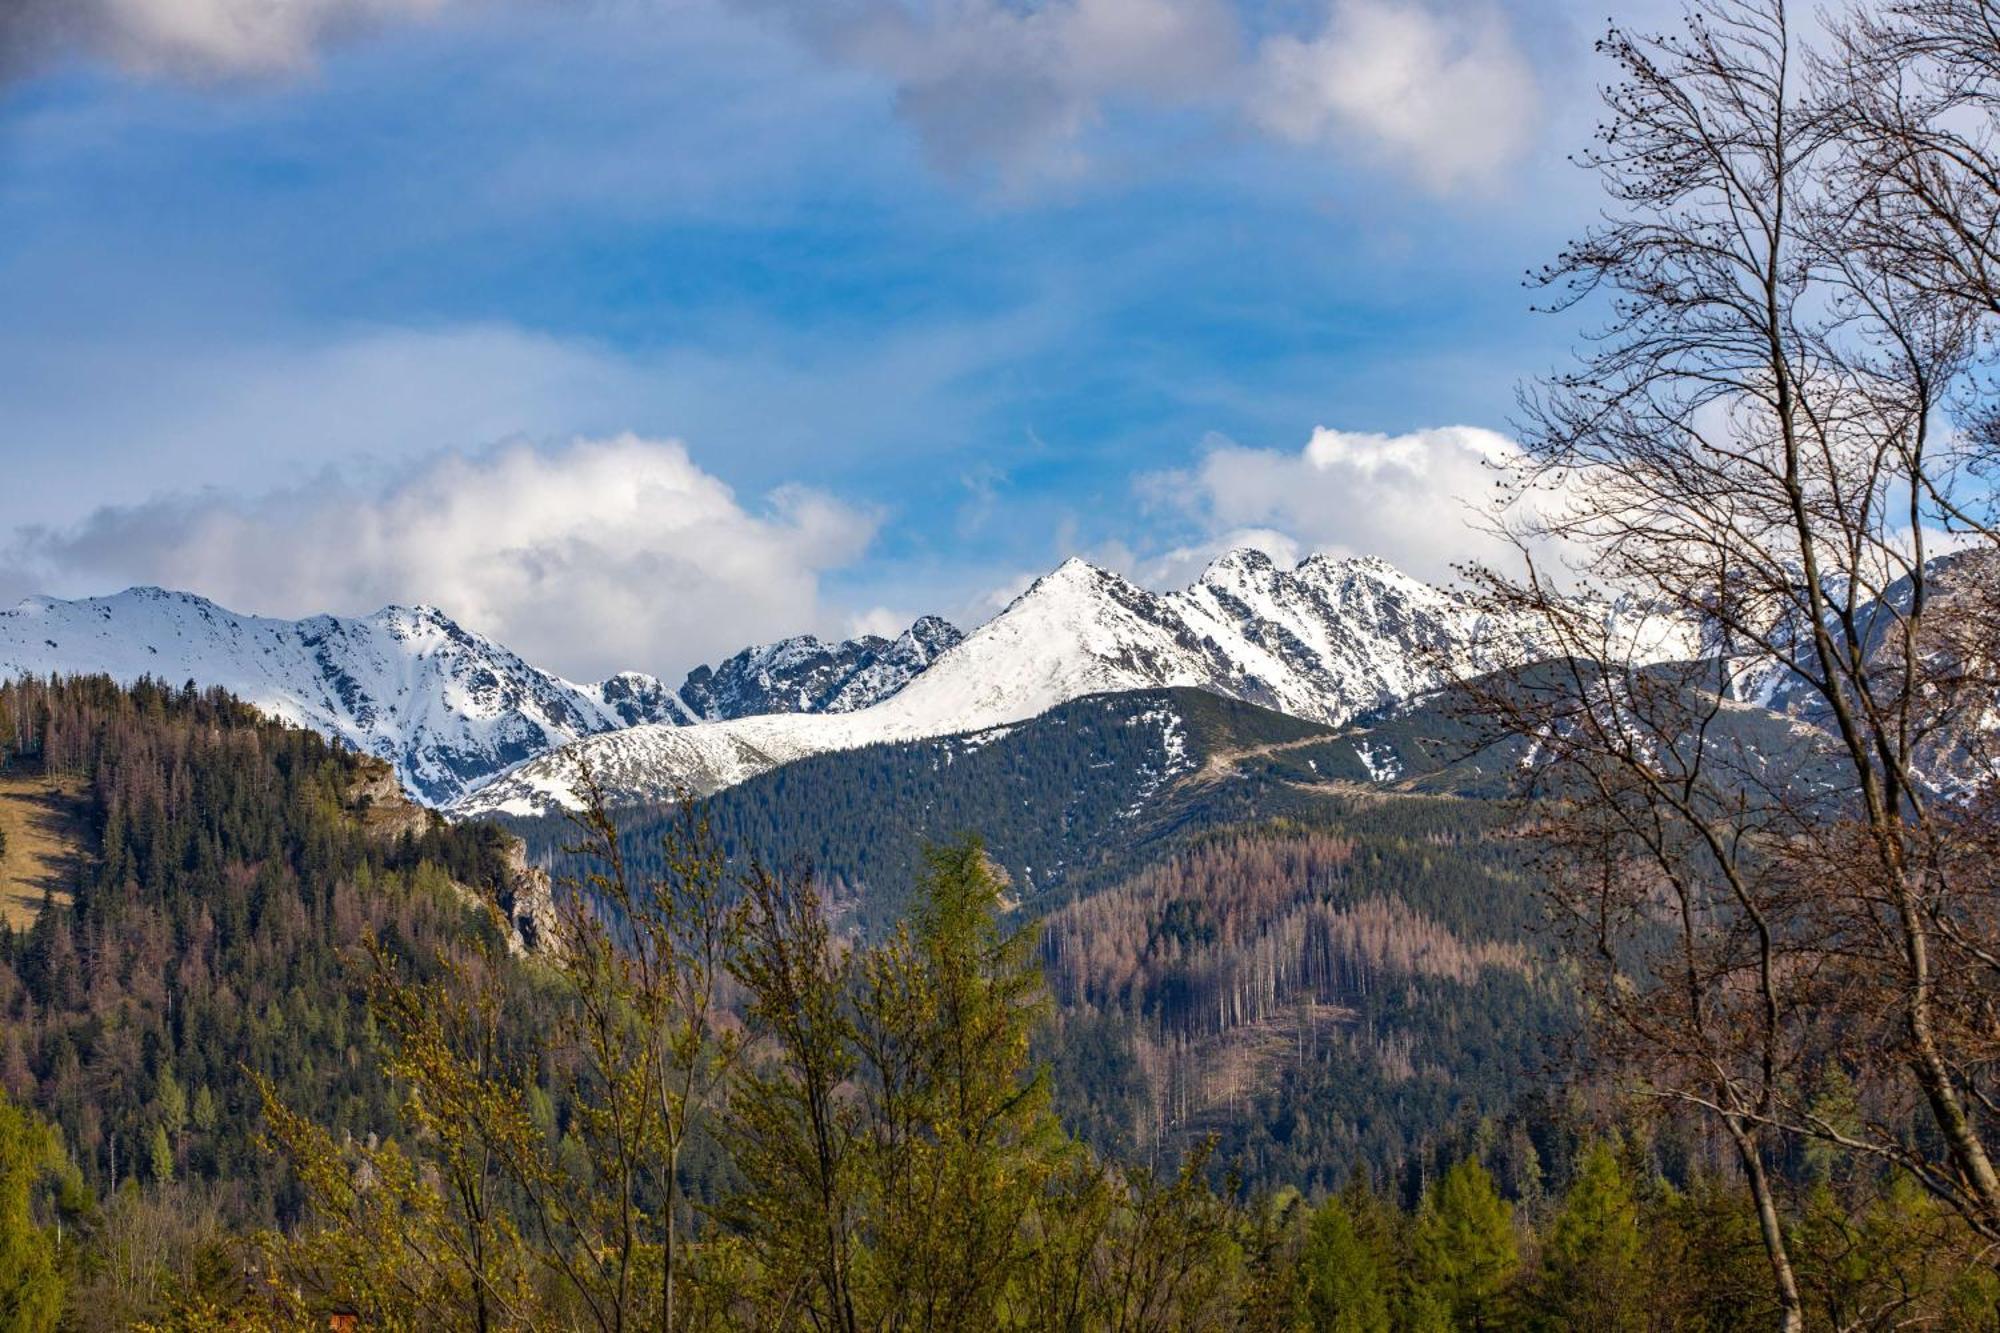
{"left": 1458, "top": 0, "right": 2000, "bottom": 1322}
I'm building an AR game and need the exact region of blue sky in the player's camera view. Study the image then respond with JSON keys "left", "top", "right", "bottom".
{"left": 0, "top": 0, "right": 1653, "bottom": 679}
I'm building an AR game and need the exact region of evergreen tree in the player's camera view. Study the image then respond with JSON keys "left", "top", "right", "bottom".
{"left": 1535, "top": 1140, "right": 1643, "bottom": 1331}
{"left": 1411, "top": 1159, "right": 1516, "bottom": 1331}
{"left": 190, "top": 1086, "right": 217, "bottom": 1136}
{"left": 852, "top": 837, "right": 1062, "bottom": 1325}
{"left": 1794, "top": 1173, "right": 2000, "bottom": 1328}
{"left": 155, "top": 1068, "right": 187, "bottom": 1171}
{"left": 1299, "top": 1191, "right": 1390, "bottom": 1333}
{"left": 147, "top": 1124, "right": 173, "bottom": 1186}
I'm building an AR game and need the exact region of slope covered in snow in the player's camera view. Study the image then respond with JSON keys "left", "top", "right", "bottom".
{"left": 453, "top": 549, "right": 1552, "bottom": 817}
{"left": 0, "top": 588, "right": 633, "bottom": 805}
{"left": 0, "top": 588, "right": 953, "bottom": 805}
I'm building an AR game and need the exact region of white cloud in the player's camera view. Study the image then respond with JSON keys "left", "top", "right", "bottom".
{"left": 768, "top": 0, "right": 1542, "bottom": 190}
{"left": 1114, "top": 526, "right": 1304, "bottom": 590}
{"left": 1, "top": 0, "right": 454, "bottom": 82}
{"left": 845, "top": 605, "right": 913, "bottom": 640}
{"left": 0, "top": 315, "right": 1055, "bottom": 543}
{"left": 0, "top": 436, "right": 881, "bottom": 681}
{"left": 1148, "top": 424, "right": 1534, "bottom": 585}
{"left": 1249, "top": 0, "right": 1540, "bottom": 191}
{"left": 3, "top": 0, "right": 1547, "bottom": 193}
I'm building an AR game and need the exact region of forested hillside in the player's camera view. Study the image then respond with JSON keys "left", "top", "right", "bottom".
{"left": 507, "top": 688, "right": 1337, "bottom": 929}
{"left": 1041, "top": 813, "right": 1566, "bottom": 1193}
{"left": 2, "top": 676, "right": 1997, "bottom": 1328}
{"left": 507, "top": 686, "right": 1575, "bottom": 1193}
{"left": 0, "top": 677, "right": 538, "bottom": 1241}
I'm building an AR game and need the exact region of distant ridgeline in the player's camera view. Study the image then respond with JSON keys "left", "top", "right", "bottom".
{"left": 505, "top": 685, "right": 1575, "bottom": 1192}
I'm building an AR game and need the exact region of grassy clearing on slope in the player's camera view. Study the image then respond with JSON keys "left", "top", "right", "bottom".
{"left": 0, "top": 771, "right": 85, "bottom": 927}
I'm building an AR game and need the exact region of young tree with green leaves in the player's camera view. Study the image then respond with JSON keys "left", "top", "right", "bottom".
{"left": 1411, "top": 1159, "right": 1517, "bottom": 1331}
{"left": 264, "top": 768, "right": 752, "bottom": 1332}
{"left": 0, "top": 1091, "right": 68, "bottom": 1333}
{"left": 1534, "top": 1140, "right": 1643, "bottom": 1331}
{"left": 1298, "top": 1186, "right": 1391, "bottom": 1333}
{"left": 561, "top": 768, "right": 747, "bottom": 1333}
{"left": 717, "top": 857, "right": 862, "bottom": 1332}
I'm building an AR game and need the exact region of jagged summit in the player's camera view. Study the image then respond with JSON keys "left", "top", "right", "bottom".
{"left": 0, "top": 587, "right": 955, "bottom": 806}
{"left": 680, "top": 614, "right": 963, "bottom": 721}
{"left": 1200, "top": 546, "right": 1279, "bottom": 578}
{"left": 3, "top": 547, "right": 1600, "bottom": 818}
{"left": 454, "top": 547, "right": 1544, "bottom": 818}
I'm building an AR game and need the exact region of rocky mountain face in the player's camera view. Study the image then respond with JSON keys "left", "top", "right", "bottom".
{"left": 678, "top": 616, "right": 964, "bottom": 720}
{"left": 0, "top": 587, "right": 953, "bottom": 806}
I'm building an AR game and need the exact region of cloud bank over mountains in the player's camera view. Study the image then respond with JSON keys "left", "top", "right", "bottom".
{"left": 0, "top": 421, "right": 1549, "bottom": 684}
{"left": 0, "top": 436, "right": 880, "bottom": 682}
{"left": 0, "top": 0, "right": 1545, "bottom": 192}
{"left": 1140, "top": 425, "right": 1535, "bottom": 588}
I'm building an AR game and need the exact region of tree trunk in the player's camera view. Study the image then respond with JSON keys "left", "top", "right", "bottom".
{"left": 1729, "top": 1116, "right": 1804, "bottom": 1333}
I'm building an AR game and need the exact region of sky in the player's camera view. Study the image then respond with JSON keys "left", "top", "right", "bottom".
{"left": 0, "top": 0, "right": 1670, "bottom": 681}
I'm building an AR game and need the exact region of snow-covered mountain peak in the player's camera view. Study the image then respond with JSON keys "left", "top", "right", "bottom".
{"left": 1021, "top": 555, "right": 1133, "bottom": 600}
{"left": 675, "top": 614, "right": 964, "bottom": 721}
{"left": 367, "top": 602, "right": 490, "bottom": 644}
{"left": 898, "top": 613, "right": 959, "bottom": 648}
{"left": 0, "top": 587, "right": 957, "bottom": 805}
{"left": 454, "top": 548, "right": 1551, "bottom": 817}
{"left": 1198, "top": 546, "right": 1279, "bottom": 581}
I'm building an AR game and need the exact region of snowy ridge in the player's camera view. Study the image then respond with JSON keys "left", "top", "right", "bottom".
{"left": 679, "top": 616, "right": 963, "bottom": 720}
{"left": 0, "top": 588, "right": 951, "bottom": 805}
{"left": 453, "top": 549, "right": 1570, "bottom": 818}
{"left": 5, "top": 548, "right": 1688, "bottom": 818}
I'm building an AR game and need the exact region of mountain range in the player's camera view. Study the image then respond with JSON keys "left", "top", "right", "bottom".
{"left": 454, "top": 549, "right": 1551, "bottom": 816}
{"left": 0, "top": 546, "right": 1682, "bottom": 815}
{"left": 0, "top": 586, "right": 955, "bottom": 804}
